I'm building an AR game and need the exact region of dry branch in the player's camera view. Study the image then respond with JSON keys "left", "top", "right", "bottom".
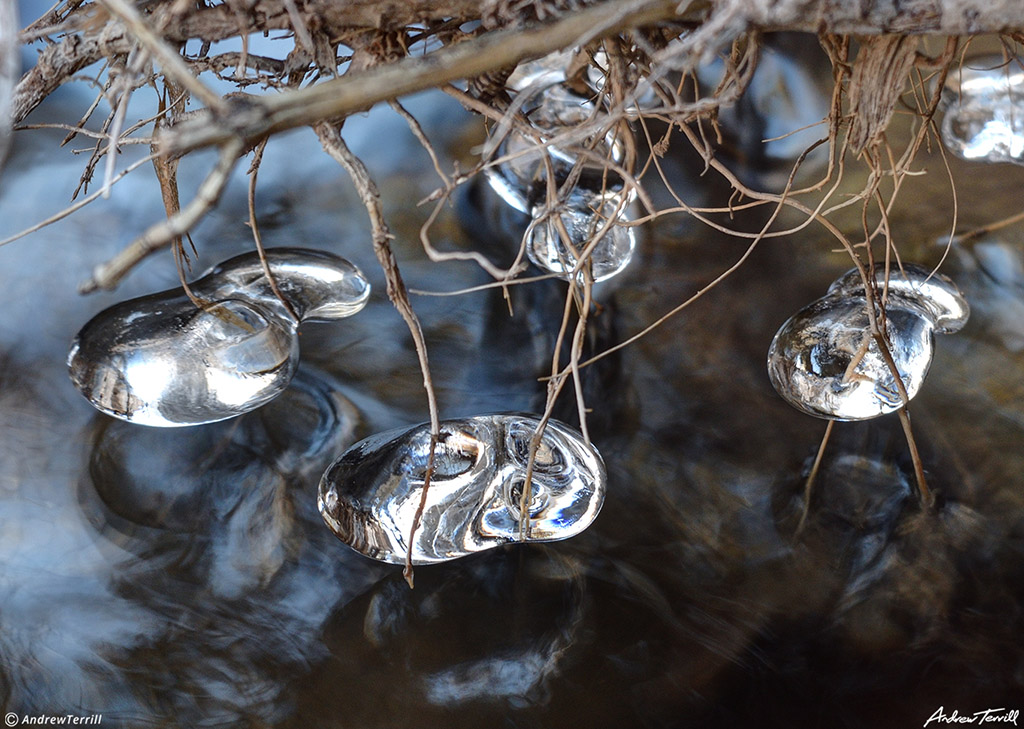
{"left": 79, "top": 137, "right": 245, "bottom": 292}
{"left": 139, "top": 0, "right": 1024, "bottom": 157}
{"left": 13, "top": 0, "right": 1024, "bottom": 157}
{"left": 313, "top": 120, "right": 440, "bottom": 587}
{"left": 0, "top": 0, "right": 16, "bottom": 165}
{"left": 159, "top": 0, "right": 696, "bottom": 156}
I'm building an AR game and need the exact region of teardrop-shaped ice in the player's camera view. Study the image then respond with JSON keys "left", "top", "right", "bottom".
{"left": 484, "top": 81, "right": 626, "bottom": 215}
{"left": 68, "top": 248, "right": 370, "bottom": 426}
{"left": 481, "top": 54, "right": 637, "bottom": 281}
{"left": 527, "top": 186, "right": 636, "bottom": 282}
{"left": 767, "top": 264, "right": 969, "bottom": 420}
{"left": 941, "top": 55, "right": 1024, "bottom": 165}
{"left": 318, "top": 414, "right": 606, "bottom": 565}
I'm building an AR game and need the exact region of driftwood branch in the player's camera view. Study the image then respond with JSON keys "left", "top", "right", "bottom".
{"left": 159, "top": 0, "right": 696, "bottom": 156}
{"left": 153, "top": 0, "right": 1024, "bottom": 157}
{"left": 13, "top": 0, "right": 1024, "bottom": 154}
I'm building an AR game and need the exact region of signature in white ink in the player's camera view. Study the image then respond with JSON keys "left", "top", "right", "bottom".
{"left": 925, "top": 707, "right": 1020, "bottom": 727}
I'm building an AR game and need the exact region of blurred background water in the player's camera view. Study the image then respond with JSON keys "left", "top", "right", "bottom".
{"left": 0, "top": 15, "right": 1023, "bottom": 728}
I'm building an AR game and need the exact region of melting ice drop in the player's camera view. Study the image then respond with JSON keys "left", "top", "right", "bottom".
{"left": 68, "top": 247, "right": 370, "bottom": 426}
{"left": 318, "top": 414, "right": 606, "bottom": 565}
{"left": 767, "top": 264, "right": 969, "bottom": 420}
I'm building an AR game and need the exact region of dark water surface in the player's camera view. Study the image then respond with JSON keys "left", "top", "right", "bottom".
{"left": 1, "top": 40, "right": 1024, "bottom": 729}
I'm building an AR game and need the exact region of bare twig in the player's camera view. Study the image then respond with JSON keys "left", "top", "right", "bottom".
{"left": 952, "top": 208, "right": 1024, "bottom": 243}
{"left": 314, "top": 120, "right": 439, "bottom": 588}
{"left": 247, "top": 137, "right": 299, "bottom": 321}
{"left": 796, "top": 419, "right": 834, "bottom": 536}
{"left": 102, "top": 47, "right": 146, "bottom": 198}
{"left": 160, "top": 0, "right": 696, "bottom": 156}
{"left": 389, "top": 99, "right": 526, "bottom": 280}
{"left": 99, "top": 0, "right": 225, "bottom": 111}
{"left": 79, "top": 137, "right": 245, "bottom": 292}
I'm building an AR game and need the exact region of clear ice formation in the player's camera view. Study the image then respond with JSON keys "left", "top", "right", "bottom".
{"left": 68, "top": 248, "right": 370, "bottom": 427}
{"left": 484, "top": 52, "right": 636, "bottom": 282}
{"left": 767, "top": 264, "right": 969, "bottom": 420}
{"left": 318, "top": 414, "right": 606, "bottom": 565}
{"left": 941, "top": 55, "right": 1024, "bottom": 165}
{"left": 526, "top": 186, "right": 636, "bottom": 283}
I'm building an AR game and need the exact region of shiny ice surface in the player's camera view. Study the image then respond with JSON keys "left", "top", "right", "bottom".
{"left": 527, "top": 186, "right": 637, "bottom": 282}
{"left": 485, "top": 83, "right": 622, "bottom": 215}
{"left": 768, "top": 264, "right": 969, "bottom": 420}
{"left": 483, "top": 51, "right": 636, "bottom": 281}
{"left": 941, "top": 55, "right": 1024, "bottom": 164}
{"left": 318, "top": 414, "right": 606, "bottom": 564}
{"left": 68, "top": 248, "right": 370, "bottom": 426}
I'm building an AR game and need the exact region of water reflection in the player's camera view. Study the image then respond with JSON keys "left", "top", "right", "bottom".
{"left": 1, "top": 34, "right": 1023, "bottom": 729}
{"left": 83, "top": 365, "right": 357, "bottom": 547}
{"left": 62, "top": 367, "right": 388, "bottom": 723}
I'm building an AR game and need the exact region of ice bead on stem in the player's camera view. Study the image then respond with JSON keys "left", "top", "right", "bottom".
{"left": 318, "top": 414, "right": 606, "bottom": 565}
{"left": 767, "top": 264, "right": 969, "bottom": 421}
{"left": 482, "top": 51, "right": 636, "bottom": 281}
{"left": 68, "top": 248, "right": 370, "bottom": 427}
{"left": 941, "top": 55, "right": 1024, "bottom": 165}
{"left": 526, "top": 185, "right": 636, "bottom": 282}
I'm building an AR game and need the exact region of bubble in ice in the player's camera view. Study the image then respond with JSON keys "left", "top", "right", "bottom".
{"left": 767, "top": 264, "right": 969, "bottom": 420}
{"left": 68, "top": 248, "right": 370, "bottom": 427}
{"left": 940, "top": 55, "right": 1024, "bottom": 165}
{"left": 482, "top": 51, "right": 637, "bottom": 282}
{"left": 318, "top": 414, "right": 606, "bottom": 565}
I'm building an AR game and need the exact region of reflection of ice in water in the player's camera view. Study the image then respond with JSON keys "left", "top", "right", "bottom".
{"left": 318, "top": 414, "right": 606, "bottom": 564}
{"left": 768, "top": 264, "right": 969, "bottom": 420}
{"left": 67, "top": 248, "right": 370, "bottom": 426}
{"left": 0, "top": 362, "right": 383, "bottom": 720}
{"left": 942, "top": 56, "right": 1024, "bottom": 164}
{"left": 424, "top": 646, "right": 561, "bottom": 707}
{"left": 483, "top": 51, "right": 637, "bottom": 282}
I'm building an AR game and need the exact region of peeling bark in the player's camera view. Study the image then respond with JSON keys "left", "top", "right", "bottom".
{"left": 0, "top": 0, "right": 19, "bottom": 165}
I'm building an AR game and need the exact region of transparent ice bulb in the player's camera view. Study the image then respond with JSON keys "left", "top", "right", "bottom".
{"left": 767, "top": 264, "right": 969, "bottom": 420}
{"left": 941, "top": 55, "right": 1024, "bottom": 165}
{"left": 68, "top": 248, "right": 370, "bottom": 427}
{"left": 482, "top": 51, "right": 637, "bottom": 282}
{"left": 318, "top": 414, "right": 606, "bottom": 565}
{"left": 526, "top": 186, "right": 636, "bottom": 282}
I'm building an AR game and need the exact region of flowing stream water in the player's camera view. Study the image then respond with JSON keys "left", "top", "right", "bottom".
{"left": 0, "top": 31, "right": 1023, "bottom": 728}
